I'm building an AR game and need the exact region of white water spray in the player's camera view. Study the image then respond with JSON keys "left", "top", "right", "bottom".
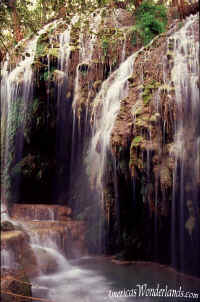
{"left": 169, "top": 14, "right": 199, "bottom": 270}
{"left": 86, "top": 52, "right": 139, "bottom": 192}
{"left": 1, "top": 20, "right": 61, "bottom": 213}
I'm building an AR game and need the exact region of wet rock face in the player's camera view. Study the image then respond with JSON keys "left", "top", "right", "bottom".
{"left": 10, "top": 204, "right": 87, "bottom": 258}
{"left": 103, "top": 8, "right": 133, "bottom": 28}
{"left": 1, "top": 221, "right": 16, "bottom": 232}
{"left": 25, "top": 220, "right": 87, "bottom": 259}
{"left": 11, "top": 204, "right": 72, "bottom": 221}
{"left": 114, "top": 8, "right": 134, "bottom": 27}
{"left": 5, "top": 7, "right": 136, "bottom": 207}
{"left": 1, "top": 204, "right": 87, "bottom": 301}
{"left": 1, "top": 230, "right": 39, "bottom": 278}
{"left": 107, "top": 15, "right": 200, "bottom": 274}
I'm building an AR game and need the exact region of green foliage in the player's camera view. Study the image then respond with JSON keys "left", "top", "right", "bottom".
{"left": 135, "top": 0, "right": 167, "bottom": 45}
{"left": 131, "top": 136, "right": 144, "bottom": 147}
{"left": 101, "top": 38, "right": 109, "bottom": 56}
{"left": 36, "top": 35, "right": 49, "bottom": 57}
{"left": 142, "top": 80, "right": 160, "bottom": 105}
{"left": 131, "top": 32, "right": 137, "bottom": 46}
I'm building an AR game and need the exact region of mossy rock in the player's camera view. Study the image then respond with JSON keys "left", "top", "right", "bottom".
{"left": 136, "top": 158, "right": 144, "bottom": 171}
{"left": 160, "top": 166, "right": 172, "bottom": 188}
{"left": 168, "top": 38, "right": 175, "bottom": 50}
{"left": 160, "top": 84, "right": 175, "bottom": 93}
{"left": 166, "top": 51, "right": 174, "bottom": 60}
{"left": 1, "top": 221, "right": 16, "bottom": 232}
{"left": 131, "top": 136, "right": 144, "bottom": 148}
{"left": 142, "top": 81, "right": 161, "bottom": 105}
{"left": 48, "top": 47, "right": 59, "bottom": 58}
{"left": 134, "top": 107, "right": 143, "bottom": 116}
{"left": 135, "top": 117, "right": 150, "bottom": 128}
{"left": 150, "top": 113, "right": 160, "bottom": 124}
{"left": 93, "top": 80, "right": 102, "bottom": 90}
{"left": 70, "top": 45, "right": 80, "bottom": 52}
{"left": 36, "top": 40, "right": 49, "bottom": 58}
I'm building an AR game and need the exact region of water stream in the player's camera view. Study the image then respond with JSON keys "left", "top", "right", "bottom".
{"left": 32, "top": 256, "right": 200, "bottom": 302}
{"left": 1, "top": 19, "right": 61, "bottom": 210}
{"left": 86, "top": 52, "right": 138, "bottom": 193}
{"left": 169, "top": 14, "right": 199, "bottom": 274}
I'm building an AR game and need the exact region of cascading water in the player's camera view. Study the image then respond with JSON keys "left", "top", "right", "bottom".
{"left": 1, "top": 38, "right": 38, "bottom": 209}
{"left": 169, "top": 14, "right": 200, "bottom": 275}
{"left": 72, "top": 11, "right": 102, "bottom": 137}
{"left": 1, "top": 249, "right": 16, "bottom": 270}
{"left": 55, "top": 15, "right": 79, "bottom": 201}
{"left": 70, "top": 11, "right": 103, "bottom": 194}
{"left": 55, "top": 27, "right": 71, "bottom": 199}
{"left": 1, "top": 6, "right": 200, "bottom": 302}
{"left": 1, "top": 20, "right": 60, "bottom": 213}
{"left": 87, "top": 53, "right": 138, "bottom": 193}
{"left": 85, "top": 51, "right": 140, "bottom": 251}
{"left": 121, "top": 33, "right": 127, "bottom": 63}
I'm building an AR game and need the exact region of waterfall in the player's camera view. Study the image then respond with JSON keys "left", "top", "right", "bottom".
{"left": 87, "top": 52, "right": 138, "bottom": 192}
{"left": 55, "top": 15, "right": 79, "bottom": 201}
{"left": 121, "top": 33, "right": 127, "bottom": 63}
{"left": 70, "top": 11, "right": 102, "bottom": 188}
{"left": 1, "top": 249, "right": 16, "bottom": 270}
{"left": 170, "top": 14, "right": 199, "bottom": 274}
{"left": 55, "top": 26, "right": 71, "bottom": 199}
{"left": 1, "top": 20, "right": 61, "bottom": 213}
{"left": 1, "top": 38, "right": 38, "bottom": 208}
{"left": 85, "top": 51, "right": 140, "bottom": 250}
{"left": 72, "top": 11, "right": 102, "bottom": 122}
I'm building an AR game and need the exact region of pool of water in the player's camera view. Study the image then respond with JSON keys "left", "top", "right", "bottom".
{"left": 32, "top": 256, "right": 200, "bottom": 302}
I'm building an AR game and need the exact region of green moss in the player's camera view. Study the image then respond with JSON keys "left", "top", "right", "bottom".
{"left": 166, "top": 51, "right": 174, "bottom": 60}
{"left": 160, "top": 84, "right": 175, "bottom": 92}
{"left": 150, "top": 113, "right": 160, "bottom": 123}
{"left": 48, "top": 47, "right": 59, "bottom": 58}
{"left": 134, "top": 106, "right": 143, "bottom": 116}
{"left": 168, "top": 38, "right": 174, "bottom": 51}
{"left": 143, "top": 94, "right": 152, "bottom": 105}
{"left": 131, "top": 136, "right": 144, "bottom": 148}
{"left": 135, "top": 118, "right": 148, "bottom": 128}
{"left": 142, "top": 80, "right": 160, "bottom": 105}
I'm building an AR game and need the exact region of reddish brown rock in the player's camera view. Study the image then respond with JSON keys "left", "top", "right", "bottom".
{"left": 1, "top": 230, "right": 39, "bottom": 278}
{"left": 24, "top": 220, "right": 87, "bottom": 259}
{"left": 11, "top": 204, "right": 72, "bottom": 221}
{"left": 1, "top": 269, "right": 32, "bottom": 302}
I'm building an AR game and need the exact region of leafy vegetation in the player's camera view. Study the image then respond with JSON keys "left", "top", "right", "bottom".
{"left": 1, "top": 0, "right": 195, "bottom": 59}
{"left": 135, "top": 0, "right": 167, "bottom": 45}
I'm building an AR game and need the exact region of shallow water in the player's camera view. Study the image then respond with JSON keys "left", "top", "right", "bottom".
{"left": 32, "top": 257, "right": 200, "bottom": 302}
